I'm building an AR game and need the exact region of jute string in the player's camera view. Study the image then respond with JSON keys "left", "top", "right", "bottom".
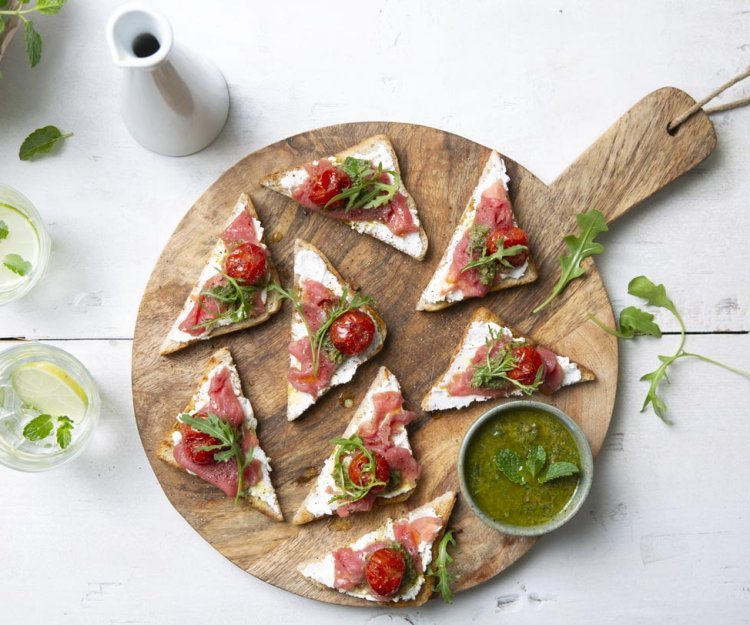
{"left": 669, "top": 65, "right": 750, "bottom": 132}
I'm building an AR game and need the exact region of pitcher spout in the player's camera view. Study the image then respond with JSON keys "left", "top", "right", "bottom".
{"left": 106, "top": 3, "right": 173, "bottom": 69}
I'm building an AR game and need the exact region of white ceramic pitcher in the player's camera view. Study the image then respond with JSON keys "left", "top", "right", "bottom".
{"left": 106, "top": 3, "right": 230, "bottom": 156}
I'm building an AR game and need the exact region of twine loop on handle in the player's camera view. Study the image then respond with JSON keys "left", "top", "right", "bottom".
{"left": 669, "top": 65, "right": 750, "bottom": 133}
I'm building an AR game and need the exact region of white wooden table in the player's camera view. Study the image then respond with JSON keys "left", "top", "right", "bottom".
{"left": 1, "top": 1, "right": 748, "bottom": 623}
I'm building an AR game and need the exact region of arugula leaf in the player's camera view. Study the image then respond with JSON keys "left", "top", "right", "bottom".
{"left": 591, "top": 305, "right": 662, "bottom": 339}
{"left": 324, "top": 157, "right": 400, "bottom": 212}
{"left": 533, "top": 209, "right": 608, "bottom": 313}
{"left": 55, "top": 416, "right": 74, "bottom": 449}
{"left": 3, "top": 253, "right": 32, "bottom": 276}
{"left": 627, "top": 275, "right": 678, "bottom": 316}
{"left": 22, "top": 413, "right": 53, "bottom": 440}
{"left": 427, "top": 529, "right": 456, "bottom": 603}
{"left": 470, "top": 328, "right": 544, "bottom": 395}
{"left": 539, "top": 461, "right": 580, "bottom": 484}
{"left": 19, "top": 125, "right": 73, "bottom": 161}
{"left": 179, "top": 412, "right": 252, "bottom": 504}
{"left": 329, "top": 434, "right": 388, "bottom": 504}
{"left": 526, "top": 445, "right": 546, "bottom": 478}
{"left": 0, "top": 220, "right": 8, "bottom": 241}
{"left": 494, "top": 449, "right": 526, "bottom": 485}
{"left": 23, "top": 19, "right": 41, "bottom": 67}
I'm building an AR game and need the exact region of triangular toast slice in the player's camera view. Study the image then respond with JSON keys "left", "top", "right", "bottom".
{"left": 294, "top": 366, "right": 420, "bottom": 525}
{"left": 160, "top": 193, "right": 282, "bottom": 355}
{"left": 261, "top": 134, "right": 428, "bottom": 260}
{"left": 157, "top": 347, "right": 282, "bottom": 521}
{"left": 285, "top": 239, "right": 386, "bottom": 421}
{"left": 417, "top": 151, "right": 538, "bottom": 311}
{"left": 298, "top": 491, "right": 456, "bottom": 606}
{"left": 421, "top": 307, "right": 595, "bottom": 412}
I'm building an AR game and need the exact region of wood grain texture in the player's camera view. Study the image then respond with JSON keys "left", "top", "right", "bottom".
{"left": 131, "top": 87, "right": 715, "bottom": 606}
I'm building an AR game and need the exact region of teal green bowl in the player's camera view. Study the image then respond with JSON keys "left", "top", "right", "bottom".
{"left": 457, "top": 400, "right": 594, "bottom": 537}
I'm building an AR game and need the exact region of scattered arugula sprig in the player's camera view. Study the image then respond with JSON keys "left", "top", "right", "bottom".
{"left": 533, "top": 209, "right": 608, "bottom": 313}
{"left": 22, "top": 413, "right": 75, "bottom": 449}
{"left": 470, "top": 328, "right": 544, "bottom": 395}
{"left": 494, "top": 445, "right": 579, "bottom": 485}
{"left": 192, "top": 271, "right": 265, "bottom": 332}
{"left": 19, "top": 125, "right": 73, "bottom": 161}
{"left": 3, "top": 252, "right": 31, "bottom": 276}
{"left": 329, "top": 434, "right": 387, "bottom": 504}
{"left": 591, "top": 276, "right": 750, "bottom": 423}
{"left": 179, "top": 412, "right": 254, "bottom": 504}
{"left": 0, "top": 0, "right": 68, "bottom": 73}
{"left": 268, "top": 282, "right": 372, "bottom": 376}
{"left": 427, "top": 529, "right": 457, "bottom": 604}
{"left": 324, "top": 157, "right": 400, "bottom": 212}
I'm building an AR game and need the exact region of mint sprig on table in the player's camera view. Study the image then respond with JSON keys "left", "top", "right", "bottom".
{"left": 533, "top": 208, "right": 608, "bottom": 313}
{"left": 427, "top": 529, "right": 457, "bottom": 604}
{"left": 494, "top": 445, "right": 579, "bottom": 485}
{"left": 0, "top": 0, "right": 68, "bottom": 72}
{"left": 179, "top": 412, "right": 254, "bottom": 504}
{"left": 591, "top": 276, "right": 750, "bottom": 423}
{"left": 324, "top": 157, "right": 400, "bottom": 212}
{"left": 22, "top": 413, "right": 75, "bottom": 449}
{"left": 19, "top": 125, "right": 73, "bottom": 161}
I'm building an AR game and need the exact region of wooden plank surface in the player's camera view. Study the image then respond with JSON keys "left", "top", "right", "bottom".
{"left": 131, "top": 89, "right": 714, "bottom": 605}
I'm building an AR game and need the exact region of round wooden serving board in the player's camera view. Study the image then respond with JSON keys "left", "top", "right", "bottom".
{"left": 132, "top": 88, "right": 715, "bottom": 606}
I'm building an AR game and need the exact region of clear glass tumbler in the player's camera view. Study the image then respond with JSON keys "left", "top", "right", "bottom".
{"left": 0, "top": 184, "right": 52, "bottom": 305}
{"left": 0, "top": 343, "right": 100, "bottom": 471}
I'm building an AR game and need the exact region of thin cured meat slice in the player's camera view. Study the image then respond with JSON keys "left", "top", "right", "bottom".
{"left": 173, "top": 444, "right": 262, "bottom": 497}
{"left": 393, "top": 516, "right": 443, "bottom": 573}
{"left": 332, "top": 540, "right": 391, "bottom": 590}
{"left": 196, "top": 366, "right": 245, "bottom": 427}
{"left": 335, "top": 493, "right": 376, "bottom": 518}
{"left": 221, "top": 210, "right": 260, "bottom": 247}
{"left": 177, "top": 275, "right": 228, "bottom": 336}
{"left": 288, "top": 338, "right": 336, "bottom": 396}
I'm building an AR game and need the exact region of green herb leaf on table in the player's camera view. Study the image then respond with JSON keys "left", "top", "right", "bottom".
{"left": 494, "top": 449, "right": 526, "bottom": 485}
{"left": 329, "top": 434, "right": 387, "bottom": 504}
{"left": 0, "top": 220, "right": 8, "bottom": 241}
{"left": 324, "top": 157, "right": 400, "bottom": 212}
{"left": 55, "top": 415, "right": 74, "bottom": 449}
{"left": 3, "top": 253, "right": 31, "bottom": 276}
{"left": 22, "top": 19, "right": 41, "bottom": 67}
{"left": 179, "top": 412, "right": 252, "bottom": 504}
{"left": 533, "top": 208, "right": 608, "bottom": 313}
{"left": 590, "top": 275, "right": 750, "bottom": 422}
{"left": 19, "top": 125, "right": 73, "bottom": 161}
{"left": 539, "top": 461, "right": 580, "bottom": 484}
{"left": 427, "top": 529, "right": 457, "bottom": 604}
{"left": 22, "top": 413, "right": 53, "bottom": 441}
{"left": 526, "top": 445, "right": 546, "bottom": 478}
{"left": 35, "top": 0, "right": 67, "bottom": 15}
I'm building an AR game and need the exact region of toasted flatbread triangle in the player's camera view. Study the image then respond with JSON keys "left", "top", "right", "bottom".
{"left": 156, "top": 347, "right": 283, "bottom": 521}
{"left": 260, "top": 134, "right": 428, "bottom": 260}
{"left": 293, "top": 366, "right": 419, "bottom": 525}
{"left": 160, "top": 193, "right": 282, "bottom": 355}
{"left": 287, "top": 239, "right": 387, "bottom": 421}
{"left": 421, "top": 307, "right": 595, "bottom": 412}
{"left": 417, "top": 151, "right": 538, "bottom": 311}
{"left": 298, "top": 491, "right": 456, "bottom": 606}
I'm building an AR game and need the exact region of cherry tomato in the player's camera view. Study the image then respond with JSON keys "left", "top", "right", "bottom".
{"left": 507, "top": 346, "right": 545, "bottom": 386}
{"left": 365, "top": 548, "right": 407, "bottom": 597}
{"left": 225, "top": 242, "right": 267, "bottom": 285}
{"left": 308, "top": 167, "right": 351, "bottom": 207}
{"left": 181, "top": 416, "right": 226, "bottom": 464}
{"left": 329, "top": 310, "right": 375, "bottom": 355}
{"left": 348, "top": 451, "right": 390, "bottom": 493}
{"left": 485, "top": 226, "right": 529, "bottom": 267}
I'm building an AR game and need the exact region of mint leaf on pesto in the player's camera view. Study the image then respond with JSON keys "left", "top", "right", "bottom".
{"left": 539, "top": 461, "right": 579, "bottom": 484}
{"left": 496, "top": 444, "right": 579, "bottom": 485}
{"left": 525, "top": 445, "right": 546, "bottom": 478}
{"left": 494, "top": 449, "right": 526, "bottom": 485}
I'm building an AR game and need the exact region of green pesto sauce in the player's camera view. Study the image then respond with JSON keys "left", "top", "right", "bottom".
{"left": 465, "top": 408, "right": 581, "bottom": 527}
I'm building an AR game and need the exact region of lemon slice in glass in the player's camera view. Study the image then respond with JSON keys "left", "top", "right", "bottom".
{"left": 11, "top": 362, "right": 89, "bottom": 422}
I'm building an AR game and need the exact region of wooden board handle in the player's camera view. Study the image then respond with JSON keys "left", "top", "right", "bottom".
{"left": 550, "top": 87, "right": 717, "bottom": 224}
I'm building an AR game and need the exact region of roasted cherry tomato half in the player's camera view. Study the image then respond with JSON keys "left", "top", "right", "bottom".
{"left": 365, "top": 548, "right": 407, "bottom": 597}
{"left": 485, "top": 225, "right": 529, "bottom": 267}
{"left": 348, "top": 450, "right": 390, "bottom": 493}
{"left": 225, "top": 242, "right": 268, "bottom": 285}
{"left": 181, "top": 416, "right": 227, "bottom": 464}
{"left": 507, "top": 345, "right": 545, "bottom": 386}
{"left": 329, "top": 309, "right": 376, "bottom": 356}
{"left": 308, "top": 167, "right": 351, "bottom": 207}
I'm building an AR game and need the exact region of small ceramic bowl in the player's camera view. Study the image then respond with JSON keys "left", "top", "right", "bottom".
{"left": 457, "top": 400, "right": 594, "bottom": 537}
